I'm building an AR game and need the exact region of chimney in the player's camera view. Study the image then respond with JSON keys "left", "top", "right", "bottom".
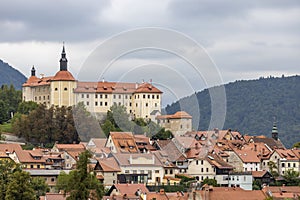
{"left": 254, "top": 144, "right": 257, "bottom": 151}
{"left": 159, "top": 189, "right": 165, "bottom": 195}
{"left": 262, "top": 148, "right": 265, "bottom": 154}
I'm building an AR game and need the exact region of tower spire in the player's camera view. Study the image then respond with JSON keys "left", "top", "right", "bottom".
{"left": 59, "top": 43, "right": 68, "bottom": 71}
{"left": 272, "top": 121, "right": 278, "bottom": 141}
{"left": 31, "top": 65, "right": 36, "bottom": 76}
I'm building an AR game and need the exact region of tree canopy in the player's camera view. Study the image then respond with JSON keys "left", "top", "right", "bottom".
{"left": 56, "top": 150, "right": 104, "bottom": 200}
{"left": 0, "top": 85, "right": 21, "bottom": 124}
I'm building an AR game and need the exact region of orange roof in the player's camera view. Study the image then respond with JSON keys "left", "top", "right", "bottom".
{"left": 22, "top": 76, "right": 53, "bottom": 87}
{"left": 275, "top": 149, "right": 298, "bottom": 161}
{"left": 111, "top": 184, "right": 149, "bottom": 195}
{"left": 74, "top": 81, "right": 162, "bottom": 94}
{"left": 156, "top": 111, "right": 192, "bottom": 119}
{"left": 54, "top": 143, "right": 86, "bottom": 151}
{"left": 0, "top": 143, "right": 23, "bottom": 152}
{"left": 198, "top": 187, "right": 266, "bottom": 200}
{"left": 52, "top": 70, "right": 75, "bottom": 81}
{"left": 109, "top": 132, "right": 139, "bottom": 153}
{"left": 97, "top": 157, "right": 121, "bottom": 172}
{"left": 135, "top": 82, "right": 162, "bottom": 93}
{"left": 252, "top": 170, "right": 269, "bottom": 178}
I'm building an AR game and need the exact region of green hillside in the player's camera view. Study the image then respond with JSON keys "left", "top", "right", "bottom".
{"left": 0, "top": 59, "right": 27, "bottom": 90}
{"left": 165, "top": 75, "right": 300, "bottom": 148}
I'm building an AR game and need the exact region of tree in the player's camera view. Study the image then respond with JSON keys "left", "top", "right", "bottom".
{"left": 268, "top": 161, "right": 279, "bottom": 178}
{"left": 202, "top": 178, "right": 218, "bottom": 187}
{"left": 5, "top": 171, "right": 35, "bottom": 200}
{"left": 31, "top": 177, "right": 49, "bottom": 198}
{"left": 56, "top": 150, "right": 104, "bottom": 200}
{"left": 293, "top": 142, "right": 300, "bottom": 148}
{"left": 17, "top": 101, "right": 38, "bottom": 115}
{"left": 283, "top": 169, "right": 300, "bottom": 186}
{"left": 151, "top": 128, "right": 173, "bottom": 140}
{"left": 73, "top": 102, "right": 104, "bottom": 141}
{"left": 0, "top": 159, "right": 19, "bottom": 199}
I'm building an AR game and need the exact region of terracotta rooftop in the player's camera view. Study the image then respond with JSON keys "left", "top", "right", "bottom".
{"left": 275, "top": 149, "right": 298, "bottom": 161}
{"left": 135, "top": 82, "right": 162, "bottom": 93}
{"left": 74, "top": 81, "right": 162, "bottom": 94}
{"left": 108, "top": 183, "right": 149, "bottom": 196}
{"left": 52, "top": 70, "right": 75, "bottom": 81}
{"left": 251, "top": 136, "right": 285, "bottom": 150}
{"left": 156, "top": 111, "right": 192, "bottom": 120}
{"left": 198, "top": 187, "right": 267, "bottom": 200}
{"left": 109, "top": 132, "right": 139, "bottom": 153}
{"left": 113, "top": 153, "right": 162, "bottom": 166}
{"left": 252, "top": 170, "right": 270, "bottom": 178}
{"left": 97, "top": 157, "right": 121, "bottom": 172}
{"left": 53, "top": 143, "right": 86, "bottom": 151}
{"left": 23, "top": 76, "right": 53, "bottom": 87}
{"left": 262, "top": 186, "right": 300, "bottom": 199}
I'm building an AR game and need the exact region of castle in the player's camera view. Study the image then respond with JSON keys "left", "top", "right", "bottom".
{"left": 22, "top": 46, "right": 162, "bottom": 119}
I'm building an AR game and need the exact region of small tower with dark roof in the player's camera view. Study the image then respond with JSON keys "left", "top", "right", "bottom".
{"left": 59, "top": 45, "right": 68, "bottom": 71}
{"left": 31, "top": 66, "right": 36, "bottom": 76}
{"left": 272, "top": 122, "right": 278, "bottom": 141}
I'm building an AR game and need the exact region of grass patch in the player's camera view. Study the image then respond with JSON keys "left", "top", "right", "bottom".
{"left": 0, "top": 123, "right": 13, "bottom": 133}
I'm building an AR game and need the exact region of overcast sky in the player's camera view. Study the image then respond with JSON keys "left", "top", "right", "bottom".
{"left": 0, "top": 0, "right": 299, "bottom": 105}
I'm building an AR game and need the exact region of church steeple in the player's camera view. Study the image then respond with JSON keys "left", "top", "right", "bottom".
{"left": 31, "top": 66, "right": 36, "bottom": 76}
{"left": 59, "top": 44, "right": 68, "bottom": 71}
{"left": 272, "top": 122, "right": 278, "bottom": 141}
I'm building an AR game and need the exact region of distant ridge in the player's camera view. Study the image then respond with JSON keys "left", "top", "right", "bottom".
{"left": 0, "top": 59, "right": 27, "bottom": 90}
{"left": 165, "top": 75, "right": 300, "bottom": 148}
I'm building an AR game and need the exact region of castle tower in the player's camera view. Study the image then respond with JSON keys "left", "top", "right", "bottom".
{"left": 50, "top": 45, "right": 76, "bottom": 107}
{"left": 271, "top": 122, "right": 278, "bottom": 141}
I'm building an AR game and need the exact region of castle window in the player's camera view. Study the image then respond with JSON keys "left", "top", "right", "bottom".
{"left": 81, "top": 94, "right": 84, "bottom": 98}
{"left": 155, "top": 103, "right": 157, "bottom": 107}
{"left": 129, "top": 103, "right": 132, "bottom": 107}
{"left": 95, "top": 102, "right": 98, "bottom": 106}
{"left": 152, "top": 95, "right": 154, "bottom": 99}
{"left": 105, "top": 102, "right": 108, "bottom": 106}
{"left": 125, "top": 95, "right": 127, "bottom": 99}
{"left": 136, "top": 103, "right": 138, "bottom": 107}
{"left": 64, "top": 87, "right": 67, "bottom": 91}
{"left": 55, "top": 88, "right": 58, "bottom": 91}
{"left": 105, "top": 94, "right": 108, "bottom": 99}
{"left": 86, "top": 101, "right": 89, "bottom": 106}
{"left": 143, "top": 94, "right": 146, "bottom": 99}
{"left": 43, "top": 96, "right": 45, "bottom": 100}
{"left": 86, "top": 94, "right": 89, "bottom": 98}
{"left": 48, "top": 95, "right": 49, "bottom": 100}
{"left": 118, "top": 102, "right": 121, "bottom": 106}
{"left": 95, "top": 94, "right": 98, "bottom": 98}
{"left": 157, "top": 95, "right": 159, "bottom": 99}
{"left": 100, "top": 94, "right": 102, "bottom": 98}
{"left": 100, "top": 102, "right": 103, "bottom": 106}
{"left": 145, "top": 103, "right": 148, "bottom": 107}
{"left": 113, "top": 95, "right": 116, "bottom": 99}
{"left": 39, "top": 96, "right": 41, "bottom": 100}
{"left": 148, "top": 95, "right": 150, "bottom": 98}
{"left": 119, "top": 95, "right": 121, "bottom": 99}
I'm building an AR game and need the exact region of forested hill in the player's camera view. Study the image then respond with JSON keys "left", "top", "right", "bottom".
{"left": 165, "top": 75, "right": 300, "bottom": 148}
{"left": 0, "top": 59, "right": 26, "bottom": 90}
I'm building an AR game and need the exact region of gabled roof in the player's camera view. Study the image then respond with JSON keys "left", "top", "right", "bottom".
{"left": 108, "top": 132, "right": 139, "bottom": 153}
{"left": 154, "top": 139, "right": 186, "bottom": 162}
{"left": 251, "top": 136, "right": 285, "bottom": 150}
{"left": 0, "top": 143, "right": 23, "bottom": 152}
{"left": 134, "top": 82, "right": 162, "bottom": 93}
{"left": 107, "top": 183, "right": 149, "bottom": 197}
{"left": 53, "top": 143, "right": 86, "bottom": 151}
{"left": 96, "top": 157, "right": 121, "bottom": 172}
{"left": 156, "top": 111, "right": 192, "bottom": 120}
{"left": 252, "top": 170, "right": 272, "bottom": 178}
{"left": 22, "top": 76, "right": 53, "bottom": 87}
{"left": 205, "top": 153, "right": 234, "bottom": 169}
{"left": 197, "top": 187, "right": 267, "bottom": 200}
{"left": 275, "top": 149, "right": 298, "bottom": 161}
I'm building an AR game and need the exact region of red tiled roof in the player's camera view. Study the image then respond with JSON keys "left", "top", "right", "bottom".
{"left": 23, "top": 76, "right": 53, "bottom": 87}
{"left": 275, "top": 149, "right": 298, "bottom": 161}
{"left": 97, "top": 157, "right": 121, "bottom": 172}
{"left": 109, "top": 132, "right": 139, "bottom": 153}
{"left": 54, "top": 143, "right": 86, "bottom": 151}
{"left": 198, "top": 187, "right": 267, "bottom": 200}
{"left": 135, "top": 82, "right": 162, "bottom": 93}
{"left": 156, "top": 111, "right": 192, "bottom": 119}
{"left": 52, "top": 71, "right": 75, "bottom": 81}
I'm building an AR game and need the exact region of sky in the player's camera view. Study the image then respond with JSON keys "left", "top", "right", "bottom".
{"left": 0, "top": 0, "right": 299, "bottom": 106}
